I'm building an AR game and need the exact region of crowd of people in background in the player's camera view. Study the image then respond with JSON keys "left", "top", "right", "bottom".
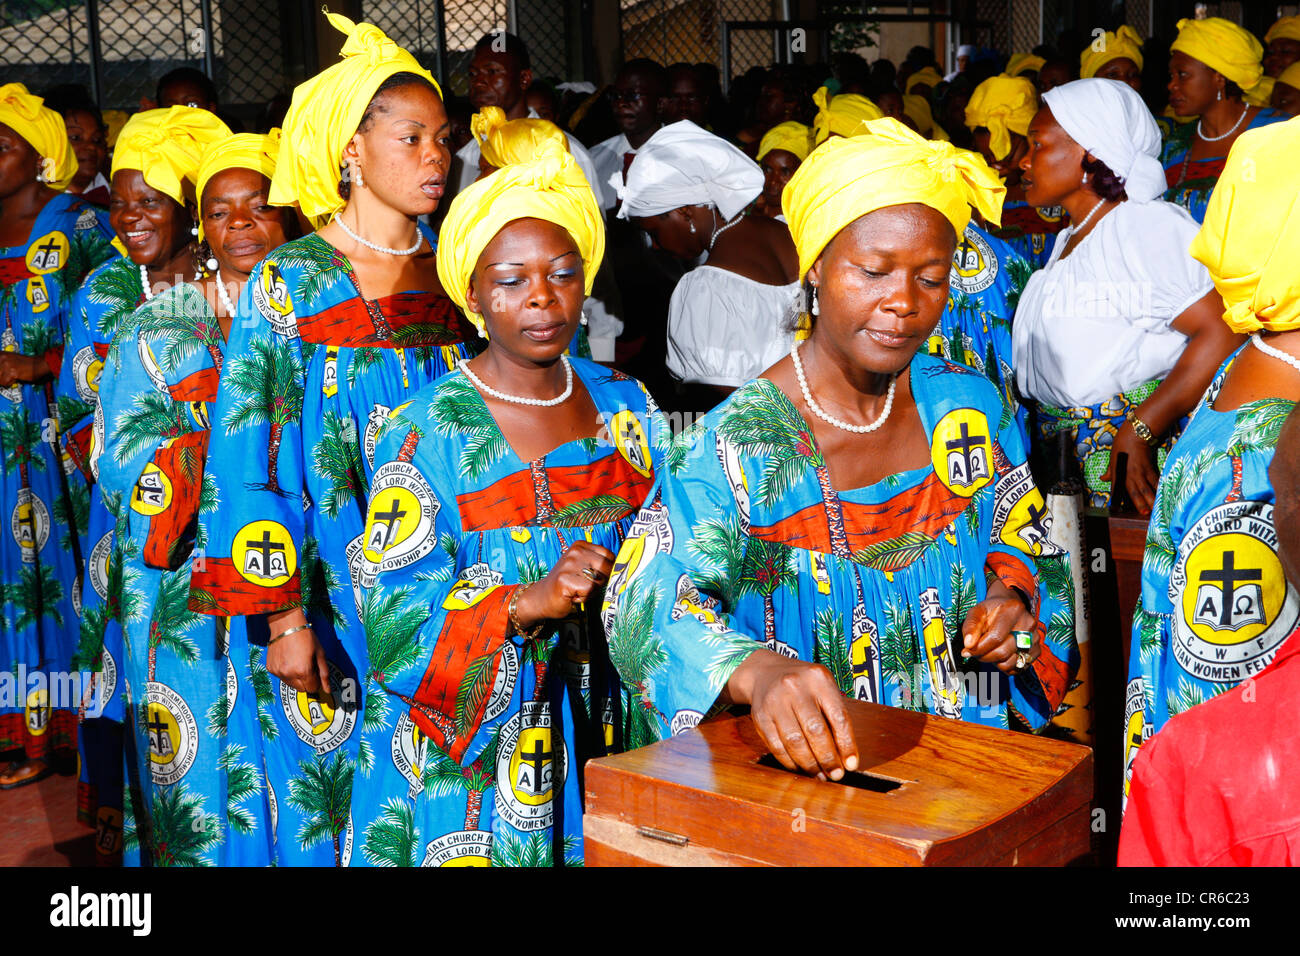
{"left": 2, "top": 7, "right": 1300, "bottom": 867}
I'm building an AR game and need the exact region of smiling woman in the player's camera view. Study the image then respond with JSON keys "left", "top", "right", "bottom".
{"left": 188, "top": 12, "right": 472, "bottom": 867}
{"left": 604, "top": 119, "right": 1078, "bottom": 783}
{"left": 356, "top": 145, "right": 671, "bottom": 866}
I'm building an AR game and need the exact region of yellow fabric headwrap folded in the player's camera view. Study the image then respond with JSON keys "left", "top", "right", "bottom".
{"left": 757, "top": 121, "right": 814, "bottom": 162}
{"left": 1171, "top": 17, "right": 1268, "bottom": 102}
{"left": 782, "top": 117, "right": 1005, "bottom": 281}
{"left": 1007, "top": 53, "right": 1046, "bottom": 78}
{"left": 111, "top": 106, "right": 231, "bottom": 205}
{"left": 0, "top": 83, "right": 77, "bottom": 190}
{"left": 1247, "top": 76, "right": 1276, "bottom": 107}
{"left": 905, "top": 67, "right": 943, "bottom": 95}
{"left": 1080, "top": 25, "right": 1144, "bottom": 79}
{"left": 1278, "top": 62, "right": 1300, "bottom": 93}
{"left": 1266, "top": 16, "right": 1300, "bottom": 45}
{"left": 964, "top": 74, "right": 1037, "bottom": 161}
{"left": 270, "top": 12, "right": 442, "bottom": 225}
{"left": 812, "top": 86, "right": 884, "bottom": 145}
{"left": 471, "top": 106, "right": 569, "bottom": 170}
{"left": 195, "top": 130, "right": 281, "bottom": 241}
{"left": 903, "top": 93, "right": 949, "bottom": 140}
{"left": 436, "top": 143, "right": 604, "bottom": 337}
{"left": 1190, "top": 119, "right": 1300, "bottom": 334}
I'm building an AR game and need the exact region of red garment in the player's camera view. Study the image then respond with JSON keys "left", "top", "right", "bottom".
{"left": 1118, "top": 627, "right": 1300, "bottom": 866}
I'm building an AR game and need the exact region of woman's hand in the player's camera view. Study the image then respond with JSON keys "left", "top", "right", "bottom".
{"left": 961, "top": 580, "right": 1038, "bottom": 675}
{"left": 0, "top": 353, "right": 50, "bottom": 388}
{"left": 724, "top": 649, "right": 859, "bottom": 779}
{"left": 266, "top": 609, "right": 333, "bottom": 705}
{"left": 512, "top": 540, "right": 615, "bottom": 628}
{"left": 1103, "top": 420, "right": 1159, "bottom": 514}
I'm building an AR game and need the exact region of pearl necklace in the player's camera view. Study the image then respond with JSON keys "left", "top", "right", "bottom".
{"left": 334, "top": 214, "right": 423, "bottom": 256}
{"left": 139, "top": 264, "right": 154, "bottom": 301}
{"left": 1197, "top": 104, "right": 1249, "bottom": 143}
{"left": 1066, "top": 198, "right": 1107, "bottom": 238}
{"left": 791, "top": 340, "right": 896, "bottom": 435}
{"left": 215, "top": 273, "right": 238, "bottom": 318}
{"left": 709, "top": 213, "right": 743, "bottom": 251}
{"left": 1252, "top": 333, "right": 1300, "bottom": 375}
{"left": 459, "top": 355, "right": 574, "bottom": 407}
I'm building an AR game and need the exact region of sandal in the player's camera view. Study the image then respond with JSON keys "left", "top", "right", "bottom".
{"left": 0, "top": 759, "right": 52, "bottom": 789}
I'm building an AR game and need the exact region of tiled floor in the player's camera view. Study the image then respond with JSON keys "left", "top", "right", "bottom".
{"left": 0, "top": 757, "right": 95, "bottom": 866}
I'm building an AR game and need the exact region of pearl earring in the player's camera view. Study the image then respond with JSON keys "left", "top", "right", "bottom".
{"left": 810, "top": 285, "right": 820, "bottom": 316}
{"left": 353, "top": 165, "right": 365, "bottom": 189}
{"left": 580, "top": 311, "right": 589, "bottom": 326}
{"left": 1216, "top": 89, "right": 1223, "bottom": 101}
{"left": 1081, "top": 171, "right": 1089, "bottom": 185}
{"left": 205, "top": 256, "right": 219, "bottom": 272}
{"left": 190, "top": 224, "right": 199, "bottom": 237}
{"left": 688, "top": 218, "right": 696, "bottom": 235}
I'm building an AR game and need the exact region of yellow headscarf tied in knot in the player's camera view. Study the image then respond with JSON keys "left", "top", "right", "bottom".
{"left": 757, "top": 121, "right": 815, "bottom": 162}
{"left": 0, "top": 83, "right": 77, "bottom": 190}
{"left": 903, "top": 93, "right": 949, "bottom": 140}
{"left": 1278, "top": 62, "right": 1300, "bottom": 94}
{"left": 111, "top": 106, "right": 231, "bottom": 206}
{"left": 471, "top": 106, "right": 569, "bottom": 170}
{"left": 964, "top": 74, "right": 1037, "bottom": 160}
{"left": 1171, "top": 17, "right": 1268, "bottom": 103}
{"left": 1080, "top": 25, "right": 1144, "bottom": 79}
{"left": 782, "top": 117, "right": 1005, "bottom": 281}
{"left": 812, "top": 86, "right": 885, "bottom": 145}
{"left": 436, "top": 142, "right": 604, "bottom": 337}
{"left": 1266, "top": 16, "right": 1300, "bottom": 45}
{"left": 905, "top": 67, "right": 943, "bottom": 95}
{"left": 270, "top": 12, "right": 441, "bottom": 225}
{"left": 1007, "top": 53, "right": 1046, "bottom": 78}
{"left": 1190, "top": 119, "right": 1300, "bottom": 334}
{"left": 195, "top": 130, "right": 281, "bottom": 242}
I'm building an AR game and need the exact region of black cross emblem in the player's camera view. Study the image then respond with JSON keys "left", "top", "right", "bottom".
{"left": 372, "top": 497, "right": 408, "bottom": 550}
{"left": 1199, "top": 551, "right": 1263, "bottom": 627}
{"left": 620, "top": 420, "right": 645, "bottom": 468}
{"left": 97, "top": 813, "right": 122, "bottom": 850}
{"left": 520, "top": 736, "right": 553, "bottom": 796}
{"left": 945, "top": 423, "right": 986, "bottom": 481}
{"left": 133, "top": 472, "right": 162, "bottom": 506}
{"left": 245, "top": 530, "right": 284, "bottom": 575}
{"left": 34, "top": 237, "right": 61, "bottom": 269}
{"left": 146, "top": 711, "right": 171, "bottom": 755}
{"left": 1025, "top": 501, "right": 1048, "bottom": 540}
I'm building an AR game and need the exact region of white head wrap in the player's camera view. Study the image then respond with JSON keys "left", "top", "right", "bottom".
{"left": 1041, "top": 78, "right": 1167, "bottom": 203}
{"left": 957, "top": 44, "right": 976, "bottom": 57}
{"left": 614, "top": 120, "right": 763, "bottom": 221}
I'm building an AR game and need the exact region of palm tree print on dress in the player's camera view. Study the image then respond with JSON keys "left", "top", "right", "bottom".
{"left": 221, "top": 338, "right": 304, "bottom": 496}
{"left": 287, "top": 751, "right": 354, "bottom": 866}
{"left": 360, "top": 797, "right": 420, "bottom": 867}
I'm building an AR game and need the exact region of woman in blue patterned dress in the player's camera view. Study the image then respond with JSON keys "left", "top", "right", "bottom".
{"left": 358, "top": 144, "right": 666, "bottom": 865}
{"left": 604, "top": 120, "right": 1077, "bottom": 778}
{"left": 1124, "top": 120, "right": 1300, "bottom": 807}
{"left": 0, "top": 83, "right": 115, "bottom": 789}
{"left": 190, "top": 13, "right": 471, "bottom": 865}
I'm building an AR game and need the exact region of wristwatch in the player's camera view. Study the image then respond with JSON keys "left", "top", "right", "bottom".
{"left": 1126, "top": 409, "right": 1160, "bottom": 446}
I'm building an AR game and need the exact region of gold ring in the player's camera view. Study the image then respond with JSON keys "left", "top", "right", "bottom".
{"left": 581, "top": 567, "right": 599, "bottom": 582}
{"left": 1014, "top": 650, "right": 1032, "bottom": 672}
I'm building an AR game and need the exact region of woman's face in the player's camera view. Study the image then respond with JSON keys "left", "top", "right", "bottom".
{"left": 0, "top": 122, "right": 40, "bottom": 200}
{"left": 1095, "top": 56, "right": 1142, "bottom": 93}
{"left": 760, "top": 149, "right": 800, "bottom": 209}
{"left": 109, "top": 169, "right": 192, "bottom": 269}
{"left": 1167, "top": 50, "right": 1222, "bottom": 116}
{"left": 632, "top": 207, "right": 705, "bottom": 260}
{"left": 1036, "top": 62, "right": 1072, "bottom": 95}
{"left": 64, "top": 109, "right": 107, "bottom": 190}
{"left": 1019, "top": 106, "right": 1085, "bottom": 207}
{"left": 807, "top": 203, "right": 955, "bottom": 376}
{"left": 466, "top": 217, "right": 586, "bottom": 364}
{"left": 1265, "top": 37, "right": 1300, "bottom": 78}
{"left": 972, "top": 128, "right": 1028, "bottom": 187}
{"left": 201, "top": 168, "right": 291, "bottom": 277}
{"left": 874, "top": 90, "right": 906, "bottom": 121}
{"left": 348, "top": 82, "right": 452, "bottom": 218}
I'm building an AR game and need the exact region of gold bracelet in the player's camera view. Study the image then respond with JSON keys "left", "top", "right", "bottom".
{"left": 508, "top": 585, "right": 545, "bottom": 640}
{"left": 268, "top": 624, "right": 311, "bottom": 646}
{"left": 1126, "top": 409, "right": 1160, "bottom": 446}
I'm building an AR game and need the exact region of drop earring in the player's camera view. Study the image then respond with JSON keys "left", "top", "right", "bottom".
{"left": 1216, "top": 88, "right": 1223, "bottom": 101}
{"left": 580, "top": 311, "right": 589, "bottom": 326}
{"left": 688, "top": 218, "right": 696, "bottom": 235}
{"left": 1081, "top": 171, "right": 1089, "bottom": 185}
{"left": 811, "top": 285, "right": 820, "bottom": 317}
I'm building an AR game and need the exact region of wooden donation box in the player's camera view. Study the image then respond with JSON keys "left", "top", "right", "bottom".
{"left": 584, "top": 700, "right": 1093, "bottom": 866}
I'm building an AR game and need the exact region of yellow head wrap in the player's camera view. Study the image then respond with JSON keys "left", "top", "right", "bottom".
{"left": 1191, "top": 118, "right": 1300, "bottom": 334}
{"left": 1266, "top": 16, "right": 1300, "bottom": 46}
{"left": 436, "top": 143, "right": 604, "bottom": 337}
{"left": 102, "top": 109, "right": 129, "bottom": 150}
{"left": 1007, "top": 53, "right": 1046, "bottom": 78}
{"left": 1278, "top": 62, "right": 1300, "bottom": 93}
{"left": 111, "top": 106, "right": 231, "bottom": 206}
{"left": 1246, "top": 76, "right": 1277, "bottom": 107}
{"left": 1080, "top": 25, "right": 1144, "bottom": 79}
{"left": 903, "top": 93, "right": 949, "bottom": 140}
{"left": 0, "top": 83, "right": 77, "bottom": 190}
{"left": 964, "top": 74, "right": 1037, "bottom": 161}
{"left": 812, "top": 86, "right": 884, "bottom": 145}
{"left": 782, "top": 117, "right": 1005, "bottom": 281}
{"left": 1171, "top": 17, "right": 1268, "bottom": 103}
{"left": 757, "top": 121, "right": 815, "bottom": 162}
{"left": 194, "top": 130, "right": 281, "bottom": 242}
{"left": 471, "top": 106, "right": 569, "bottom": 171}
{"left": 905, "top": 67, "right": 943, "bottom": 95}
{"left": 270, "top": 12, "right": 442, "bottom": 225}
